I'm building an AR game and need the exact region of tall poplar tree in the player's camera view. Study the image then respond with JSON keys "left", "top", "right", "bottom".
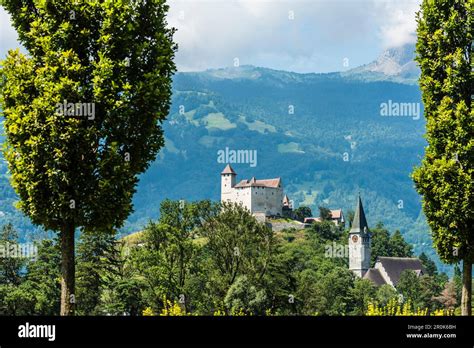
{"left": 0, "top": 0, "right": 176, "bottom": 315}
{"left": 413, "top": 0, "right": 473, "bottom": 315}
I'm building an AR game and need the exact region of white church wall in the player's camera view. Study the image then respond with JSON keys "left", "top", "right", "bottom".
{"left": 349, "top": 234, "right": 370, "bottom": 278}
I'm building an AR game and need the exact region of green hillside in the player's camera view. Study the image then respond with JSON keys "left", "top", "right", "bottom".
{"left": 0, "top": 65, "right": 451, "bottom": 274}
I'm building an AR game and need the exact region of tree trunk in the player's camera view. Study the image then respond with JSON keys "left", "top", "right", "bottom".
{"left": 60, "top": 222, "right": 75, "bottom": 316}
{"left": 461, "top": 259, "right": 472, "bottom": 316}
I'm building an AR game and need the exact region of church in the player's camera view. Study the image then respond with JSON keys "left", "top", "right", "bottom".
{"left": 348, "top": 195, "right": 426, "bottom": 287}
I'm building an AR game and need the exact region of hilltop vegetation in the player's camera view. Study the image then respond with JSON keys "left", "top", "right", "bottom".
{"left": 1, "top": 200, "right": 462, "bottom": 316}
{"left": 0, "top": 64, "right": 447, "bottom": 272}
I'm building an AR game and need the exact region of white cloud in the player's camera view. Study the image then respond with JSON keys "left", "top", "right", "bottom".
{"left": 0, "top": 1, "right": 421, "bottom": 72}
{"left": 372, "top": 0, "right": 421, "bottom": 49}
{"left": 168, "top": 0, "right": 421, "bottom": 72}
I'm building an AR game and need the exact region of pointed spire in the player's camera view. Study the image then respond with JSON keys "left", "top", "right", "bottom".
{"left": 350, "top": 194, "right": 369, "bottom": 234}
{"left": 221, "top": 164, "right": 236, "bottom": 175}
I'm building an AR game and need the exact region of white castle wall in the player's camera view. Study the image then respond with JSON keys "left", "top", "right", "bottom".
{"left": 221, "top": 173, "right": 284, "bottom": 216}
{"left": 250, "top": 186, "right": 283, "bottom": 216}
{"left": 221, "top": 173, "right": 236, "bottom": 201}
{"left": 231, "top": 187, "right": 253, "bottom": 212}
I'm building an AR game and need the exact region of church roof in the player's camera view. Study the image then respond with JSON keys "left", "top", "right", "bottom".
{"left": 376, "top": 257, "right": 425, "bottom": 286}
{"left": 350, "top": 195, "right": 369, "bottom": 234}
{"left": 234, "top": 177, "right": 281, "bottom": 188}
{"left": 363, "top": 268, "right": 386, "bottom": 287}
{"left": 221, "top": 164, "right": 236, "bottom": 175}
{"left": 282, "top": 195, "right": 290, "bottom": 205}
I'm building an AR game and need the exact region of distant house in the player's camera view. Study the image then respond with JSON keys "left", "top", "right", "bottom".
{"left": 304, "top": 209, "right": 345, "bottom": 226}
{"left": 330, "top": 209, "right": 344, "bottom": 225}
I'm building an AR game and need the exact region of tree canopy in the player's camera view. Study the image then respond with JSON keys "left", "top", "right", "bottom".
{"left": 0, "top": 0, "right": 177, "bottom": 315}
{"left": 413, "top": 0, "right": 473, "bottom": 315}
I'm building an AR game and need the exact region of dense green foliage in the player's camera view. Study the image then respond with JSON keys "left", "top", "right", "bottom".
{"left": 420, "top": 252, "right": 438, "bottom": 276}
{"left": 0, "top": 0, "right": 176, "bottom": 233}
{"left": 370, "top": 222, "right": 413, "bottom": 266}
{"left": 318, "top": 207, "right": 332, "bottom": 221}
{"left": 76, "top": 230, "right": 118, "bottom": 315}
{"left": 293, "top": 206, "right": 312, "bottom": 222}
{"left": 0, "top": 223, "right": 23, "bottom": 285}
{"left": 0, "top": 0, "right": 177, "bottom": 314}
{"left": 396, "top": 269, "right": 448, "bottom": 312}
{"left": 412, "top": 0, "right": 473, "bottom": 315}
{"left": 0, "top": 228, "right": 60, "bottom": 315}
{"left": 1, "top": 200, "right": 456, "bottom": 316}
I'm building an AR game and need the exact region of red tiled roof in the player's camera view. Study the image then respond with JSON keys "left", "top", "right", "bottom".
{"left": 234, "top": 177, "right": 281, "bottom": 188}
{"left": 330, "top": 209, "right": 342, "bottom": 219}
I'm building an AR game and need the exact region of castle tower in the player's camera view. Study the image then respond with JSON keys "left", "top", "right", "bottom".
{"left": 221, "top": 164, "right": 236, "bottom": 202}
{"left": 348, "top": 195, "right": 371, "bottom": 277}
{"left": 282, "top": 195, "right": 291, "bottom": 208}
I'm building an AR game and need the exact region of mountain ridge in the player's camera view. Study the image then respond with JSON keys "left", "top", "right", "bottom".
{"left": 177, "top": 43, "right": 420, "bottom": 85}
{"left": 0, "top": 45, "right": 448, "bottom": 273}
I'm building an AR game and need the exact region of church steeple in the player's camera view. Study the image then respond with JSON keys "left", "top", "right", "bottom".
{"left": 348, "top": 194, "right": 371, "bottom": 277}
{"left": 350, "top": 194, "right": 369, "bottom": 234}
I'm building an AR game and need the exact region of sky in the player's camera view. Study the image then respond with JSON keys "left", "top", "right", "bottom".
{"left": 0, "top": 0, "right": 421, "bottom": 73}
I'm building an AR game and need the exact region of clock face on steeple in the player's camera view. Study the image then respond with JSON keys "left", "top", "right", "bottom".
{"left": 351, "top": 235, "right": 359, "bottom": 243}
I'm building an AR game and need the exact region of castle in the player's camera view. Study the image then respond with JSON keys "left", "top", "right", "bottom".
{"left": 220, "top": 164, "right": 290, "bottom": 217}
